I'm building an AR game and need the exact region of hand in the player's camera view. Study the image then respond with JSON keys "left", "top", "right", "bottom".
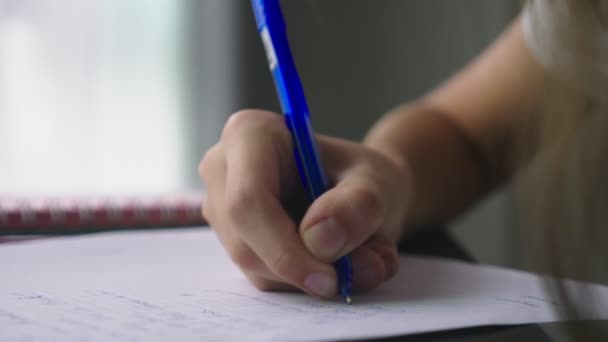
{"left": 199, "top": 109, "right": 413, "bottom": 298}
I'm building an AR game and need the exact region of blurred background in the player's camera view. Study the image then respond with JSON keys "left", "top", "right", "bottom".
{"left": 0, "top": 1, "right": 520, "bottom": 264}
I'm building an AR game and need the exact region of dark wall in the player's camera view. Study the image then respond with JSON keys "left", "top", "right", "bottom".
{"left": 185, "top": 0, "right": 520, "bottom": 265}
{"left": 184, "top": 0, "right": 518, "bottom": 184}
{"left": 235, "top": 0, "right": 519, "bottom": 140}
{"left": 228, "top": 0, "right": 520, "bottom": 265}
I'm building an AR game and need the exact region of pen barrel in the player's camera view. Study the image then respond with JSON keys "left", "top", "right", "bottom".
{"left": 335, "top": 255, "right": 353, "bottom": 297}
{"left": 285, "top": 111, "right": 328, "bottom": 200}
{"left": 252, "top": 0, "right": 284, "bottom": 31}
{"left": 252, "top": 0, "right": 329, "bottom": 201}
{"left": 251, "top": 0, "right": 352, "bottom": 301}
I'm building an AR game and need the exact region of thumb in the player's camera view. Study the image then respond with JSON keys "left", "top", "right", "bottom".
{"left": 299, "top": 175, "right": 386, "bottom": 263}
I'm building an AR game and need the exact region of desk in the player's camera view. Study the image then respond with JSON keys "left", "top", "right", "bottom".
{"left": 0, "top": 225, "right": 552, "bottom": 341}
{"left": 382, "top": 227, "right": 552, "bottom": 342}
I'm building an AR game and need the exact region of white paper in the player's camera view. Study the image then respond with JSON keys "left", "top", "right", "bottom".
{"left": 1, "top": 228, "right": 607, "bottom": 341}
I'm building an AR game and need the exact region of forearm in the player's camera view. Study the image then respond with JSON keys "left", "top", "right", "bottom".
{"left": 364, "top": 101, "right": 505, "bottom": 230}
{"left": 363, "top": 18, "right": 546, "bottom": 232}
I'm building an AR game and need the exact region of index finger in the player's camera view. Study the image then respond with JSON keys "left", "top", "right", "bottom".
{"left": 221, "top": 110, "right": 338, "bottom": 298}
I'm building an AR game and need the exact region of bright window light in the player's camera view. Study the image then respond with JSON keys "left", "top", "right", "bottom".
{"left": 0, "top": 1, "right": 185, "bottom": 196}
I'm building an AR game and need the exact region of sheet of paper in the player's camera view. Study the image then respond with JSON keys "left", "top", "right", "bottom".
{"left": 1, "top": 228, "right": 607, "bottom": 341}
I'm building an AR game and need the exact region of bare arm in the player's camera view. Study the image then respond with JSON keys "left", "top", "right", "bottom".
{"left": 364, "top": 17, "right": 546, "bottom": 229}
{"left": 200, "top": 16, "right": 551, "bottom": 298}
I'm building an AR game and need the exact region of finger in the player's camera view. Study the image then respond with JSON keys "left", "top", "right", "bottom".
{"left": 245, "top": 273, "right": 299, "bottom": 292}
{"left": 222, "top": 112, "right": 338, "bottom": 298}
{"left": 221, "top": 110, "right": 296, "bottom": 195}
{"left": 207, "top": 189, "right": 297, "bottom": 291}
{"left": 224, "top": 183, "right": 337, "bottom": 298}
{"left": 210, "top": 222, "right": 296, "bottom": 295}
{"left": 364, "top": 234, "right": 400, "bottom": 281}
{"left": 212, "top": 223, "right": 299, "bottom": 291}
{"left": 211, "top": 226, "right": 267, "bottom": 273}
{"left": 299, "top": 173, "right": 386, "bottom": 263}
{"left": 198, "top": 143, "right": 226, "bottom": 223}
{"left": 199, "top": 143, "right": 272, "bottom": 279}
{"left": 348, "top": 245, "right": 387, "bottom": 292}
{"left": 227, "top": 239, "right": 307, "bottom": 290}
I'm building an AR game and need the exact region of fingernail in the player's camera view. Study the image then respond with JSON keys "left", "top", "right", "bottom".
{"left": 303, "top": 219, "right": 346, "bottom": 260}
{"left": 304, "top": 272, "right": 336, "bottom": 297}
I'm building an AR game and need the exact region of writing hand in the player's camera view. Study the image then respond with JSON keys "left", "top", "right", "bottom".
{"left": 199, "top": 110, "right": 413, "bottom": 298}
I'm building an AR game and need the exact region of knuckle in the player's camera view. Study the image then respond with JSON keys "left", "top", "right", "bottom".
{"left": 198, "top": 144, "right": 220, "bottom": 179}
{"left": 228, "top": 242, "right": 259, "bottom": 272}
{"left": 347, "top": 183, "right": 384, "bottom": 223}
{"left": 267, "top": 249, "right": 297, "bottom": 280}
{"left": 225, "top": 186, "right": 258, "bottom": 224}
{"left": 223, "top": 110, "right": 255, "bottom": 135}
{"left": 201, "top": 200, "right": 212, "bottom": 222}
{"left": 224, "top": 110, "right": 287, "bottom": 140}
{"left": 366, "top": 235, "right": 399, "bottom": 280}
{"left": 224, "top": 109, "right": 257, "bottom": 133}
{"left": 223, "top": 110, "right": 275, "bottom": 133}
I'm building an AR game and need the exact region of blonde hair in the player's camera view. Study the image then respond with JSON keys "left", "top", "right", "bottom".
{"left": 515, "top": 0, "right": 608, "bottom": 339}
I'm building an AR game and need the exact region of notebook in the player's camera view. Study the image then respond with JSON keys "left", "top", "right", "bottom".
{"left": 0, "top": 192, "right": 205, "bottom": 234}
{"left": 1, "top": 228, "right": 607, "bottom": 341}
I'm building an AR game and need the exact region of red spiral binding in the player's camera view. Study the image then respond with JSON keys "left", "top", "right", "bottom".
{"left": 0, "top": 192, "right": 206, "bottom": 235}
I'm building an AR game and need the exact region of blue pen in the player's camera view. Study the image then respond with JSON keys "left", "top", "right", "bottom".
{"left": 251, "top": 0, "right": 353, "bottom": 304}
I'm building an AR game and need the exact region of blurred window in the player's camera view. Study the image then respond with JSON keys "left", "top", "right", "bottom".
{"left": 0, "top": 0, "right": 186, "bottom": 195}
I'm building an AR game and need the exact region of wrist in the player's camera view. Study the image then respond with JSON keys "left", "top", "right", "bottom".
{"left": 362, "top": 141, "right": 417, "bottom": 245}
{"left": 363, "top": 103, "right": 419, "bottom": 172}
{"left": 364, "top": 100, "right": 499, "bottom": 235}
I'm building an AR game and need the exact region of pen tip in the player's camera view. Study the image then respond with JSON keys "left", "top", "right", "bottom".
{"left": 345, "top": 296, "right": 352, "bottom": 305}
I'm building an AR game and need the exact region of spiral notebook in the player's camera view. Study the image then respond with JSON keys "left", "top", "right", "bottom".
{"left": 0, "top": 192, "right": 205, "bottom": 235}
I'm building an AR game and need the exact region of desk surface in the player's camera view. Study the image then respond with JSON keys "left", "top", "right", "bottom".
{"left": 389, "top": 228, "right": 551, "bottom": 342}
{"left": 0, "top": 225, "right": 553, "bottom": 341}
